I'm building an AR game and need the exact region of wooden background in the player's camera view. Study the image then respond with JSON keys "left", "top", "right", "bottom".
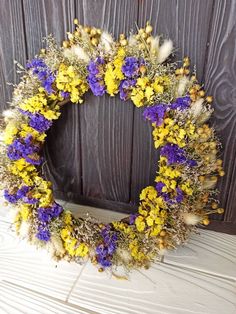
{"left": 0, "top": 0, "right": 235, "bottom": 234}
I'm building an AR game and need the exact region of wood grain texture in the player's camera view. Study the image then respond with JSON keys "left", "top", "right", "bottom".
{"left": 0, "top": 281, "right": 94, "bottom": 314}
{"left": 203, "top": 0, "right": 236, "bottom": 228}
{"left": 164, "top": 228, "right": 236, "bottom": 280}
{"left": 130, "top": 0, "right": 214, "bottom": 203}
{"left": 0, "top": 220, "right": 84, "bottom": 301}
{"left": 68, "top": 261, "right": 236, "bottom": 314}
{"left": 22, "top": 0, "right": 75, "bottom": 58}
{"left": 75, "top": 0, "right": 138, "bottom": 202}
{"left": 0, "top": 0, "right": 27, "bottom": 110}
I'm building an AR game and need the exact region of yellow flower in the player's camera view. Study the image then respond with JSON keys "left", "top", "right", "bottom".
{"left": 61, "top": 226, "right": 73, "bottom": 241}
{"left": 64, "top": 211, "right": 72, "bottom": 225}
{"left": 75, "top": 243, "right": 89, "bottom": 257}
{"left": 150, "top": 225, "right": 162, "bottom": 236}
{"left": 159, "top": 166, "right": 181, "bottom": 178}
{"left": 181, "top": 181, "right": 193, "bottom": 195}
{"left": 145, "top": 86, "right": 154, "bottom": 101}
{"left": 136, "top": 77, "right": 149, "bottom": 89}
{"left": 146, "top": 216, "right": 154, "bottom": 227}
{"left": 9, "top": 159, "right": 37, "bottom": 185}
{"left": 19, "top": 124, "right": 46, "bottom": 142}
{"left": 20, "top": 204, "right": 32, "bottom": 221}
{"left": 130, "top": 90, "right": 145, "bottom": 107}
{"left": 4, "top": 122, "right": 18, "bottom": 144}
{"left": 56, "top": 64, "right": 88, "bottom": 103}
{"left": 19, "top": 92, "right": 61, "bottom": 122}
{"left": 140, "top": 186, "right": 158, "bottom": 200}
{"left": 104, "top": 48, "right": 125, "bottom": 96}
{"left": 135, "top": 216, "right": 146, "bottom": 232}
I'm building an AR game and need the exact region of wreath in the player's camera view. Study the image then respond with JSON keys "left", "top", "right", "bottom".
{"left": 0, "top": 20, "right": 225, "bottom": 273}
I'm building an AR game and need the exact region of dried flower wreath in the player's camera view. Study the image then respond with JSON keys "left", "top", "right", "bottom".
{"left": 0, "top": 21, "right": 225, "bottom": 273}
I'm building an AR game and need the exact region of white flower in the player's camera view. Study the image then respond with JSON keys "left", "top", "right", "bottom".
{"left": 182, "top": 212, "right": 201, "bottom": 225}
{"left": 157, "top": 39, "right": 173, "bottom": 63}
{"left": 100, "top": 31, "right": 114, "bottom": 52}
{"left": 190, "top": 98, "right": 204, "bottom": 118}
{"left": 2, "top": 110, "right": 15, "bottom": 118}
{"left": 176, "top": 77, "right": 190, "bottom": 96}
{"left": 128, "top": 35, "right": 137, "bottom": 46}
{"left": 150, "top": 36, "right": 160, "bottom": 55}
{"left": 63, "top": 45, "right": 90, "bottom": 62}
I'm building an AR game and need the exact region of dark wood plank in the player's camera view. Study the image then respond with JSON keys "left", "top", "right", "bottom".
{"left": 75, "top": 0, "right": 138, "bottom": 203}
{"left": 130, "top": 0, "right": 214, "bottom": 204}
{"left": 22, "top": 0, "right": 82, "bottom": 194}
{"left": 23, "top": 0, "right": 75, "bottom": 58}
{"left": 0, "top": 0, "right": 27, "bottom": 111}
{"left": 203, "top": 0, "right": 236, "bottom": 227}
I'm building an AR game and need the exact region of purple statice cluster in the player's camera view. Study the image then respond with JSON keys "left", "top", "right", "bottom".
{"left": 143, "top": 104, "right": 167, "bottom": 126}
{"left": 36, "top": 202, "right": 63, "bottom": 242}
{"left": 20, "top": 110, "right": 52, "bottom": 133}
{"left": 129, "top": 213, "right": 138, "bottom": 225}
{"left": 143, "top": 96, "right": 191, "bottom": 126}
{"left": 28, "top": 113, "right": 52, "bottom": 133}
{"left": 156, "top": 182, "right": 184, "bottom": 204}
{"left": 169, "top": 96, "right": 191, "bottom": 110}
{"left": 26, "top": 58, "right": 55, "bottom": 94}
{"left": 160, "top": 143, "right": 197, "bottom": 167}
{"left": 36, "top": 228, "right": 51, "bottom": 241}
{"left": 87, "top": 57, "right": 106, "bottom": 96}
{"left": 4, "top": 185, "right": 38, "bottom": 205}
{"left": 119, "top": 79, "right": 136, "bottom": 100}
{"left": 122, "top": 57, "right": 144, "bottom": 78}
{"left": 119, "top": 57, "right": 145, "bottom": 100}
{"left": 95, "top": 225, "right": 118, "bottom": 268}
{"left": 7, "top": 135, "right": 42, "bottom": 165}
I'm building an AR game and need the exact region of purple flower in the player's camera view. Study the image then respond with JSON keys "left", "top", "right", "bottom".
{"left": 97, "top": 256, "right": 112, "bottom": 267}
{"left": 122, "top": 57, "right": 144, "bottom": 78}
{"left": 16, "top": 186, "right": 30, "bottom": 198}
{"left": 187, "top": 159, "right": 198, "bottom": 167}
{"left": 96, "top": 225, "right": 118, "bottom": 268}
{"left": 87, "top": 57, "right": 106, "bottom": 96}
{"left": 36, "top": 227, "right": 50, "bottom": 241}
{"left": 129, "top": 214, "right": 138, "bottom": 225}
{"left": 52, "top": 203, "right": 63, "bottom": 217}
{"left": 23, "top": 197, "right": 38, "bottom": 205}
{"left": 160, "top": 143, "right": 197, "bottom": 167}
{"left": 38, "top": 203, "right": 63, "bottom": 223}
{"left": 156, "top": 181, "right": 165, "bottom": 193}
{"left": 38, "top": 207, "right": 51, "bottom": 222}
{"left": 19, "top": 110, "right": 52, "bottom": 133}
{"left": 27, "top": 58, "right": 55, "bottom": 95}
{"left": 4, "top": 186, "right": 30, "bottom": 203}
{"left": 156, "top": 181, "right": 185, "bottom": 204}
{"left": 29, "top": 113, "right": 52, "bottom": 133}
{"left": 160, "top": 144, "right": 187, "bottom": 164}
{"left": 119, "top": 79, "right": 136, "bottom": 100}
{"left": 7, "top": 135, "right": 42, "bottom": 165}
{"left": 170, "top": 96, "right": 191, "bottom": 111}
{"left": 175, "top": 187, "right": 184, "bottom": 203}
{"left": 4, "top": 190, "right": 19, "bottom": 203}
{"left": 60, "top": 91, "right": 70, "bottom": 98}
{"left": 143, "top": 104, "right": 167, "bottom": 126}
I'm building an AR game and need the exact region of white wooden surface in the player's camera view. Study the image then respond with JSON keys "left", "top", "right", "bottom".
{"left": 0, "top": 200, "right": 236, "bottom": 314}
